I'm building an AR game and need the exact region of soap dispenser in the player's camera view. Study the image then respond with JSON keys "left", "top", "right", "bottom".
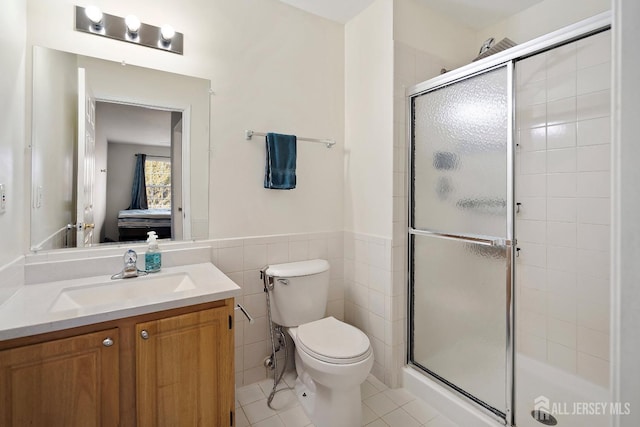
{"left": 145, "top": 231, "right": 161, "bottom": 273}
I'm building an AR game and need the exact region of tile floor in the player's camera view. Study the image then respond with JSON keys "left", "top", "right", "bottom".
{"left": 235, "top": 371, "right": 460, "bottom": 427}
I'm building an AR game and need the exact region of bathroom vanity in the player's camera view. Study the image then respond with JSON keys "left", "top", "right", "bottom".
{"left": 0, "top": 263, "right": 240, "bottom": 427}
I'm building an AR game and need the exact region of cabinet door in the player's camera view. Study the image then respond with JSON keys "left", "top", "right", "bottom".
{"left": 0, "top": 328, "right": 119, "bottom": 427}
{"left": 136, "top": 306, "right": 234, "bottom": 427}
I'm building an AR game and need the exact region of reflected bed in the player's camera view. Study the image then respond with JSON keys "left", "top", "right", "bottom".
{"left": 117, "top": 208, "right": 171, "bottom": 241}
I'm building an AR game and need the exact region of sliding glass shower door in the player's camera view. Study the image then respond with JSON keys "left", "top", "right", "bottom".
{"left": 409, "top": 64, "right": 514, "bottom": 421}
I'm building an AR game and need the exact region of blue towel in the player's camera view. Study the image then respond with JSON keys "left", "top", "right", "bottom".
{"left": 264, "top": 133, "right": 297, "bottom": 189}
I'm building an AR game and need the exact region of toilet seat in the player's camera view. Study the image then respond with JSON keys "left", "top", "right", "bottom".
{"left": 296, "top": 316, "right": 372, "bottom": 364}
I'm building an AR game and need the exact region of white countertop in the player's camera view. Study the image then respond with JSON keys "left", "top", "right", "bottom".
{"left": 0, "top": 263, "right": 241, "bottom": 341}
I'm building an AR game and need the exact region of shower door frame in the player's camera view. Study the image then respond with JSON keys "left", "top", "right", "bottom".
{"left": 407, "top": 61, "right": 515, "bottom": 425}
{"left": 405, "top": 12, "right": 612, "bottom": 427}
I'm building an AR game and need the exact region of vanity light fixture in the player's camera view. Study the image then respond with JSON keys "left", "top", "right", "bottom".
{"left": 75, "top": 5, "right": 183, "bottom": 55}
{"left": 125, "top": 14, "right": 141, "bottom": 36}
{"left": 84, "top": 5, "right": 103, "bottom": 30}
{"left": 160, "top": 24, "right": 175, "bottom": 44}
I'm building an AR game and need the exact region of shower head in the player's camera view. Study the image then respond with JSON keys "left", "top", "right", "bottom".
{"left": 478, "top": 37, "right": 495, "bottom": 55}
{"left": 473, "top": 37, "right": 517, "bottom": 62}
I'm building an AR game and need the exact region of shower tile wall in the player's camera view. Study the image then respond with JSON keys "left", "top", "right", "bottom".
{"left": 515, "top": 30, "right": 611, "bottom": 388}
{"left": 211, "top": 231, "right": 345, "bottom": 387}
{"left": 370, "top": 40, "right": 445, "bottom": 388}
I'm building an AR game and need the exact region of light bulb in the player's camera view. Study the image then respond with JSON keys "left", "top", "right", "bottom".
{"left": 160, "top": 24, "right": 175, "bottom": 42}
{"left": 125, "top": 15, "right": 141, "bottom": 34}
{"left": 84, "top": 5, "right": 103, "bottom": 28}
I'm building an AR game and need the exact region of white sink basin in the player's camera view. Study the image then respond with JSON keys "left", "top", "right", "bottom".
{"left": 0, "top": 263, "right": 242, "bottom": 341}
{"left": 49, "top": 273, "right": 197, "bottom": 312}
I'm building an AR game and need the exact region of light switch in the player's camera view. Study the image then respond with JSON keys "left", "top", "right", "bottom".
{"left": 0, "top": 184, "right": 5, "bottom": 213}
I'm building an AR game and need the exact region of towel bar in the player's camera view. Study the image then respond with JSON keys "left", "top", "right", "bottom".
{"left": 244, "top": 130, "right": 335, "bottom": 148}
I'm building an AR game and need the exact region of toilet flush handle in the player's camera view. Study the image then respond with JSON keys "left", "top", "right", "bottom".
{"left": 277, "top": 278, "right": 289, "bottom": 285}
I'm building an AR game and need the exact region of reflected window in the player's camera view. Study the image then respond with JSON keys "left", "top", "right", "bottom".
{"left": 145, "top": 157, "right": 171, "bottom": 208}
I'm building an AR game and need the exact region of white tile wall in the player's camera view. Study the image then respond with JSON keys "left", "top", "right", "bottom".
{"left": 547, "top": 123, "right": 576, "bottom": 149}
{"left": 344, "top": 231, "right": 396, "bottom": 386}
{"left": 515, "top": 30, "right": 611, "bottom": 388}
{"left": 213, "top": 232, "right": 345, "bottom": 387}
{"left": 518, "top": 197, "right": 547, "bottom": 221}
{"left": 520, "top": 127, "right": 547, "bottom": 151}
{"left": 547, "top": 148, "right": 576, "bottom": 173}
{"left": 577, "top": 116, "right": 610, "bottom": 146}
{"left": 546, "top": 43, "right": 575, "bottom": 76}
{"left": 547, "top": 73, "right": 577, "bottom": 101}
{"left": 577, "top": 90, "right": 610, "bottom": 121}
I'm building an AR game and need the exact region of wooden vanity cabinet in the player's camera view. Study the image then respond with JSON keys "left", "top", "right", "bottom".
{"left": 0, "top": 328, "right": 120, "bottom": 427}
{"left": 136, "top": 306, "right": 234, "bottom": 427}
{"left": 0, "top": 298, "right": 235, "bottom": 427}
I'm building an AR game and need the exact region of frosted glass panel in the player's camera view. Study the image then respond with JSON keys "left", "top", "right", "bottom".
{"left": 412, "top": 66, "right": 508, "bottom": 238}
{"left": 412, "top": 234, "right": 508, "bottom": 412}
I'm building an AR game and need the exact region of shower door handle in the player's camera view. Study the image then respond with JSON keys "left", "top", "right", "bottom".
{"left": 410, "top": 229, "right": 511, "bottom": 247}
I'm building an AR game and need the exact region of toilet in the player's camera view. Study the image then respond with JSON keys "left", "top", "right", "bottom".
{"left": 264, "top": 259, "right": 374, "bottom": 427}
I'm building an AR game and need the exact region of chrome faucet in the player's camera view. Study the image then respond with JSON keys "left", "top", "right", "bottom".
{"left": 111, "top": 249, "right": 147, "bottom": 279}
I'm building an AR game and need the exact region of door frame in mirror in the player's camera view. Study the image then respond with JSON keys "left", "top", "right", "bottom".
{"left": 93, "top": 97, "right": 192, "bottom": 245}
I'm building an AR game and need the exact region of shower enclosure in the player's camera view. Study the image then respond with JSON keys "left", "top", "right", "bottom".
{"left": 408, "top": 16, "right": 611, "bottom": 427}
{"left": 409, "top": 63, "right": 514, "bottom": 423}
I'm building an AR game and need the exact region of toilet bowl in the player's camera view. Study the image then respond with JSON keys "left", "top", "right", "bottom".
{"left": 264, "top": 260, "right": 374, "bottom": 427}
{"left": 289, "top": 317, "right": 374, "bottom": 427}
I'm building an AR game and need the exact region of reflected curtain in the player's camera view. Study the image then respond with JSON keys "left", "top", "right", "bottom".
{"left": 129, "top": 153, "right": 148, "bottom": 209}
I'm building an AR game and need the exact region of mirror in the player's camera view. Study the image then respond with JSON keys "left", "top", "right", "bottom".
{"left": 30, "top": 46, "right": 211, "bottom": 251}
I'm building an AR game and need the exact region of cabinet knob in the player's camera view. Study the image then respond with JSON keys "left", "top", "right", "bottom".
{"left": 102, "top": 337, "right": 114, "bottom": 347}
{"left": 140, "top": 330, "right": 150, "bottom": 340}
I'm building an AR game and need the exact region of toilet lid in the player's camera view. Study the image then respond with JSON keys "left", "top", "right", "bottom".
{"left": 297, "top": 317, "right": 371, "bottom": 364}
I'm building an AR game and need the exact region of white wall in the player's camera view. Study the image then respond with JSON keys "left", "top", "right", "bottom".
{"left": 207, "top": 2, "right": 344, "bottom": 238}
{"left": 475, "top": 0, "right": 610, "bottom": 46}
{"left": 344, "top": 0, "right": 394, "bottom": 239}
{"left": 25, "top": 0, "right": 345, "bottom": 244}
{"left": 393, "top": 0, "right": 477, "bottom": 70}
{"left": 30, "top": 48, "right": 77, "bottom": 250}
{"left": 612, "top": 0, "right": 640, "bottom": 425}
{"left": 0, "top": 0, "right": 26, "bottom": 265}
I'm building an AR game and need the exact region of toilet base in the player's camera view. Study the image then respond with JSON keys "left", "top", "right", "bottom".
{"left": 294, "top": 376, "right": 362, "bottom": 427}
{"left": 294, "top": 378, "right": 315, "bottom": 419}
{"left": 289, "top": 324, "right": 372, "bottom": 427}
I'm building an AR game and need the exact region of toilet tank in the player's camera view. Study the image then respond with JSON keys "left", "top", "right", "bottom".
{"left": 265, "top": 259, "right": 330, "bottom": 327}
